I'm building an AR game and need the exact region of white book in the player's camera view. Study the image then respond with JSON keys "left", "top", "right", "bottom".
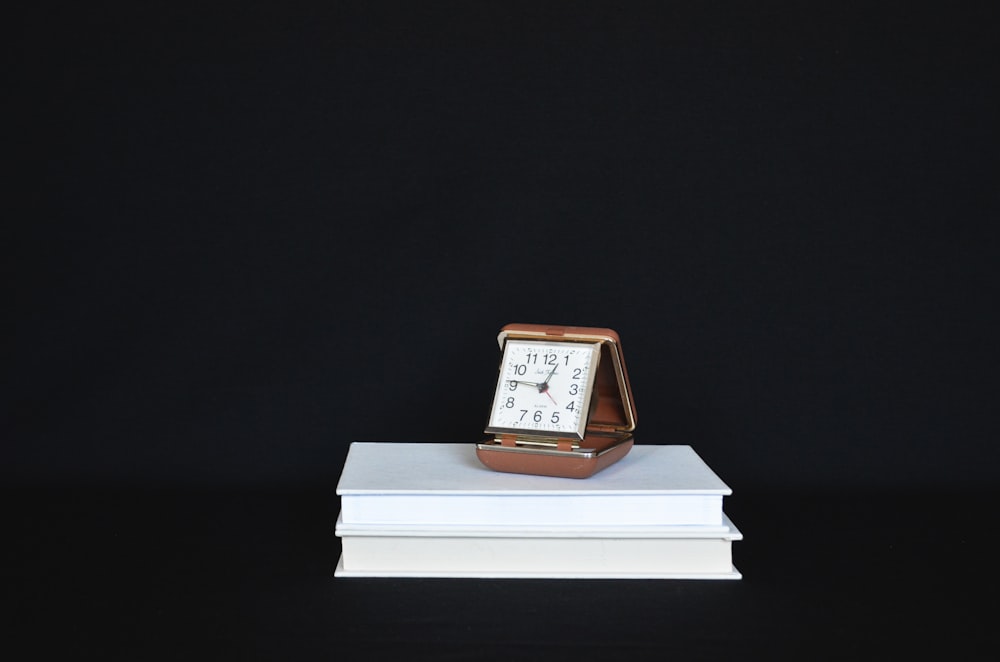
{"left": 336, "top": 512, "right": 734, "bottom": 538}
{"left": 337, "top": 443, "right": 731, "bottom": 527}
{"left": 335, "top": 514, "right": 742, "bottom": 579}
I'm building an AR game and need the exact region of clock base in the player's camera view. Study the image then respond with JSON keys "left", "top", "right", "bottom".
{"left": 476, "top": 436, "right": 634, "bottom": 479}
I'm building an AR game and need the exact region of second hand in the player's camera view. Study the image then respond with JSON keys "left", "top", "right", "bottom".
{"left": 539, "top": 364, "right": 558, "bottom": 405}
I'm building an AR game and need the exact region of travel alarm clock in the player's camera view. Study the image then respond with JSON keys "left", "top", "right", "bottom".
{"left": 477, "top": 323, "right": 637, "bottom": 478}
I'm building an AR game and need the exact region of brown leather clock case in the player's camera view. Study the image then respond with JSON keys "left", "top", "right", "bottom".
{"left": 476, "top": 324, "right": 637, "bottom": 479}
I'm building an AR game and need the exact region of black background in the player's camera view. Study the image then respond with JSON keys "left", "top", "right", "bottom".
{"left": 6, "top": 1, "right": 998, "bottom": 659}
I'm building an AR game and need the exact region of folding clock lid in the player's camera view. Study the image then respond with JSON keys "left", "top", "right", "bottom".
{"left": 497, "top": 324, "right": 637, "bottom": 433}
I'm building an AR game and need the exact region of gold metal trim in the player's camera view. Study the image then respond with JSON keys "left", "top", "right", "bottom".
{"left": 476, "top": 437, "right": 632, "bottom": 459}
{"left": 475, "top": 442, "right": 597, "bottom": 459}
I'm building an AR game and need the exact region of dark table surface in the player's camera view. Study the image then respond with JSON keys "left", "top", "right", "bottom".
{"left": 7, "top": 484, "right": 997, "bottom": 661}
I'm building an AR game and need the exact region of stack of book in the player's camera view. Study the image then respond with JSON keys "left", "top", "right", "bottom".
{"left": 335, "top": 442, "right": 741, "bottom": 579}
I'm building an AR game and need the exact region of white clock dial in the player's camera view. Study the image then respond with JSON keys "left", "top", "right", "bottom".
{"left": 486, "top": 339, "right": 601, "bottom": 440}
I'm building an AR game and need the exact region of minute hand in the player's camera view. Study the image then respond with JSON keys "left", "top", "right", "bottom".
{"left": 539, "top": 365, "right": 558, "bottom": 389}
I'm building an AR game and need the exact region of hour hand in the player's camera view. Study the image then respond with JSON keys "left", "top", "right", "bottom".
{"left": 508, "top": 379, "right": 542, "bottom": 389}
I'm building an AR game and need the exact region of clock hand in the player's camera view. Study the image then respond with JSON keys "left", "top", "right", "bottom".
{"left": 509, "top": 379, "right": 543, "bottom": 388}
{"left": 536, "top": 364, "right": 558, "bottom": 392}
{"left": 537, "top": 365, "right": 558, "bottom": 404}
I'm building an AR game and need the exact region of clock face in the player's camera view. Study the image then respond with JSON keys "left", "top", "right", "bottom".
{"left": 486, "top": 339, "right": 601, "bottom": 440}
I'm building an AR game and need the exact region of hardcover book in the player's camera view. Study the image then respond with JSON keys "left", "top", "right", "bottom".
{"left": 335, "top": 513, "right": 742, "bottom": 578}
{"left": 337, "top": 442, "right": 732, "bottom": 527}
